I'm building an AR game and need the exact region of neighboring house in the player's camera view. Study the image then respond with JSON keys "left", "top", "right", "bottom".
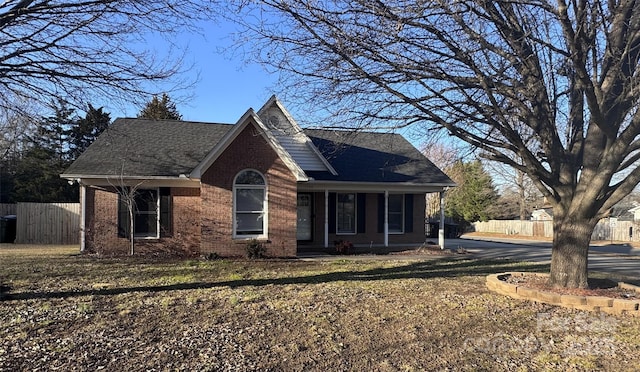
{"left": 626, "top": 204, "right": 640, "bottom": 221}
{"left": 61, "top": 96, "right": 455, "bottom": 257}
{"left": 531, "top": 208, "right": 553, "bottom": 221}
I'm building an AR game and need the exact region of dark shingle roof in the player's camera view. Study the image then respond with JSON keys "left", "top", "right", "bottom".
{"left": 303, "top": 129, "right": 454, "bottom": 185}
{"left": 64, "top": 118, "right": 453, "bottom": 186}
{"left": 63, "top": 118, "right": 233, "bottom": 177}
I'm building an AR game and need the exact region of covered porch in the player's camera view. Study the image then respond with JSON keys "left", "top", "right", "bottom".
{"left": 295, "top": 183, "right": 448, "bottom": 252}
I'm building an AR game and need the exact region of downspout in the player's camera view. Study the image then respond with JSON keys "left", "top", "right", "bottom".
{"left": 439, "top": 190, "right": 445, "bottom": 249}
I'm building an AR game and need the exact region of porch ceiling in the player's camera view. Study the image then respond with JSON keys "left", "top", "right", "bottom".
{"left": 296, "top": 181, "right": 450, "bottom": 193}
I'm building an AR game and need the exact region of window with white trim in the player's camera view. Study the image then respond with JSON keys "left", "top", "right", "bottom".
{"left": 234, "top": 170, "right": 267, "bottom": 238}
{"left": 118, "top": 188, "right": 171, "bottom": 239}
{"left": 388, "top": 194, "right": 404, "bottom": 234}
{"left": 337, "top": 193, "right": 356, "bottom": 234}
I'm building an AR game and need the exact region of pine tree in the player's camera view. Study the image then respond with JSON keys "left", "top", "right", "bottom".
{"left": 11, "top": 99, "right": 78, "bottom": 202}
{"left": 68, "top": 104, "right": 111, "bottom": 160}
{"left": 12, "top": 146, "right": 77, "bottom": 202}
{"left": 137, "top": 93, "right": 182, "bottom": 120}
{"left": 445, "top": 160, "right": 498, "bottom": 223}
{"left": 33, "top": 99, "right": 76, "bottom": 162}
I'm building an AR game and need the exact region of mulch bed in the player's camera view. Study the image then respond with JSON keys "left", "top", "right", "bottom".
{"left": 504, "top": 272, "right": 639, "bottom": 299}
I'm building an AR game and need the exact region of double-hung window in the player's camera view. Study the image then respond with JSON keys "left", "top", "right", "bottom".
{"left": 234, "top": 170, "right": 267, "bottom": 238}
{"left": 388, "top": 194, "right": 404, "bottom": 234}
{"left": 118, "top": 188, "right": 171, "bottom": 239}
{"left": 337, "top": 193, "right": 356, "bottom": 234}
{"left": 133, "top": 189, "right": 159, "bottom": 238}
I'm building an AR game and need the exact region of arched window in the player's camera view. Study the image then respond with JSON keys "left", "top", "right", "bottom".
{"left": 233, "top": 169, "right": 267, "bottom": 238}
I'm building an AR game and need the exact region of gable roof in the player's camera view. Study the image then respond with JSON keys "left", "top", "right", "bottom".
{"left": 304, "top": 129, "right": 455, "bottom": 186}
{"left": 257, "top": 95, "right": 337, "bottom": 175}
{"left": 63, "top": 97, "right": 454, "bottom": 189}
{"left": 189, "top": 109, "right": 308, "bottom": 181}
{"left": 62, "top": 118, "right": 233, "bottom": 178}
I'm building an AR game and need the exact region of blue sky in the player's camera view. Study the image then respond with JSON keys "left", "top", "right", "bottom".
{"left": 106, "top": 17, "right": 428, "bottom": 149}
{"left": 112, "top": 19, "right": 280, "bottom": 124}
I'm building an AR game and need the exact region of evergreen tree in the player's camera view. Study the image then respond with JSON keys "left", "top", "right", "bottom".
{"left": 137, "top": 93, "right": 182, "bottom": 120}
{"left": 445, "top": 160, "right": 498, "bottom": 223}
{"left": 68, "top": 104, "right": 111, "bottom": 160}
{"left": 11, "top": 99, "right": 78, "bottom": 202}
{"left": 33, "top": 99, "right": 76, "bottom": 162}
{"left": 12, "top": 146, "right": 77, "bottom": 202}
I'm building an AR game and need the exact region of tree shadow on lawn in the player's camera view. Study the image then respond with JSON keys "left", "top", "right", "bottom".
{"left": 3, "top": 258, "right": 550, "bottom": 301}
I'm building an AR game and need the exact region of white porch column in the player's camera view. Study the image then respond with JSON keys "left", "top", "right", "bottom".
{"left": 80, "top": 183, "right": 86, "bottom": 252}
{"left": 324, "top": 189, "right": 329, "bottom": 248}
{"left": 384, "top": 190, "right": 389, "bottom": 247}
{"left": 439, "top": 190, "right": 445, "bottom": 249}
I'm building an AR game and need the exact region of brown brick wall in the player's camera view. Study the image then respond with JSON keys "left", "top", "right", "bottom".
{"left": 200, "top": 121, "right": 297, "bottom": 257}
{"left": 84, "top": 186, "right": 201, "bottom": 256}
{"left": 83, "top": 186, "right": 95, "bottom": 252}
{"left": 86, "top": 186, "right": 128, "bottom": 255}
{"left": 308, "top": 192, "right": 426, "bottom": 247}
{"left": 81, "top": 120, "right": 427, "bottom": 256}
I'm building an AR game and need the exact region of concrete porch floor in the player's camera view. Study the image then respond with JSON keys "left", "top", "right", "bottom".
{"left": 297, "top": 240, "right": 449, "bottom": 259}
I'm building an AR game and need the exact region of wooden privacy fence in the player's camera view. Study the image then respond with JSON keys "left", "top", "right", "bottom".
{"left": 472, "top": 219, "right": 553, "bottom": 237}
{"left": 473, "top": 219, "right": 640, "bottom": 242}
{"left": 0, "top": 203, "right": 16, "bottom": 216}
{"left": 0, "top": 203, "right": 80, "bottom": 244}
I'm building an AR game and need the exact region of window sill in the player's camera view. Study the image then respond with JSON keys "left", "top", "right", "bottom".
{"left": 232, "top": 237, "right": 270, "bottom": 243}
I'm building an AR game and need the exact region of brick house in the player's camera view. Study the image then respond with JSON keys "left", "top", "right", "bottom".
{"left": 62, "top": 96, "right": 455, "bottom": 257}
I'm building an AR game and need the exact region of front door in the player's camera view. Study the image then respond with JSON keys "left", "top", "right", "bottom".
{"left": 297, "top": 193, "right": 312, "bottom": 240}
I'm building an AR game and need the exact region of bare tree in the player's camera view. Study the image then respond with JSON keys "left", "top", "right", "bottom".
{"left": 226, "top": 1, "right": 640, "bottom": 288}
{"left": 422, "top": 143, "right": 460, "bottom": 219}
{"left": 0, "top": 0, "right": 215, "bottom": 118}
{"left": 485, "top": 160, "right": 542, "bottom": 220}
{"left": 114, "top": 180, "right": 146, "bottom": 256}
{"left": 0, "top": 97, "right": 36, "bottom": 159}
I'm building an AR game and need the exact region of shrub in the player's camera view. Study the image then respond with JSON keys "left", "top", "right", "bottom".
{"left": 204, "top": 252, "right": 221, "bottom": 260}
{"left": 334, "top": 240, "right": 353, "bottom": 255}
{"left": 246, "top": 239, "right": 267, "bottom": 259}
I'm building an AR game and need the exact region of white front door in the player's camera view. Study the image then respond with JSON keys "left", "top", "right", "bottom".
{"left": 296, "top": 193, "right": 312, "bottom": 240}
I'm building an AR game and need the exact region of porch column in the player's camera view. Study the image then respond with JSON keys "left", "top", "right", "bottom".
{"left": 324, "top": 189, "right": 329, "bottom": 248}
{"left": 80, "top": 183, "right": 86, "bottom": 252}
{"left": 384, "top": 190, "right": 389, "bottom": 247}
{"left": 439, "top": 190, "right": 445, "bottom": 249}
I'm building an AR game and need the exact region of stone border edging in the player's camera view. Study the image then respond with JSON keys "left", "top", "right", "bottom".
{"left": 486, "top": 272, "right": 640, "bottom": 316}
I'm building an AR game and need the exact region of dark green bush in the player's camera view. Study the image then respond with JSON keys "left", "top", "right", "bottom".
{"left": 246, "top": 239, "right": 267, "bottom": 259}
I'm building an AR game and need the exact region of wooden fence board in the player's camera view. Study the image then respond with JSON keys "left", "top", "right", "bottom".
{"left": 0, "top": 203, "right": 16, "bottom": 216}
{"left": 473, "top": 219, "right": 640, "bottom": 242}
{"left": 15, "top": 203, "right": 80, "bottom": 244}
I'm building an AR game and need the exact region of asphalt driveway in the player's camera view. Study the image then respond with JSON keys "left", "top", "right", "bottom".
{"left": 450, "top": 235, "right": 640, "bottom": 279}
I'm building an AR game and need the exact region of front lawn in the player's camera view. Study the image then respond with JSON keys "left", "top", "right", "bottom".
{"left": 1, "top": 246, "right": 639, "bottom": 371}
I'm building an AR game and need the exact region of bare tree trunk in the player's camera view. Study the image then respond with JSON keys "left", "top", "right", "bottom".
{"left": 129, "top": 204, "right": 134, "bottom": 256}
{"left": 549, "top": 212, "right": 596, "bottom": 288}
{"left": 517, "top": 170, "right": 526, "bottom": 221}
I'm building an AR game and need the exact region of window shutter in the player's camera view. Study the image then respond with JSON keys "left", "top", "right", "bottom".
{"left": 377, "top": 193, "right": 384, "bottom": 233}
{"left": 117, "top": 191, "right": 130, "bottom": 238}
{"left": 328, "top": 192, "right": 336, "bottom": 234}
{"left": 405, "top": 194, "right": 414, "bottom": 233}
{"left": 160, "top": 187, "right": 172, "bottom": 237}
{"left": 357, "top": 193, "right": 366, "bottom": 233}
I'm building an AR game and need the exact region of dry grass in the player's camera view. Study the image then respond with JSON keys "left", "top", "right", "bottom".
{"left": 1, "top": 245, "right": 640, "bottom": 371}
